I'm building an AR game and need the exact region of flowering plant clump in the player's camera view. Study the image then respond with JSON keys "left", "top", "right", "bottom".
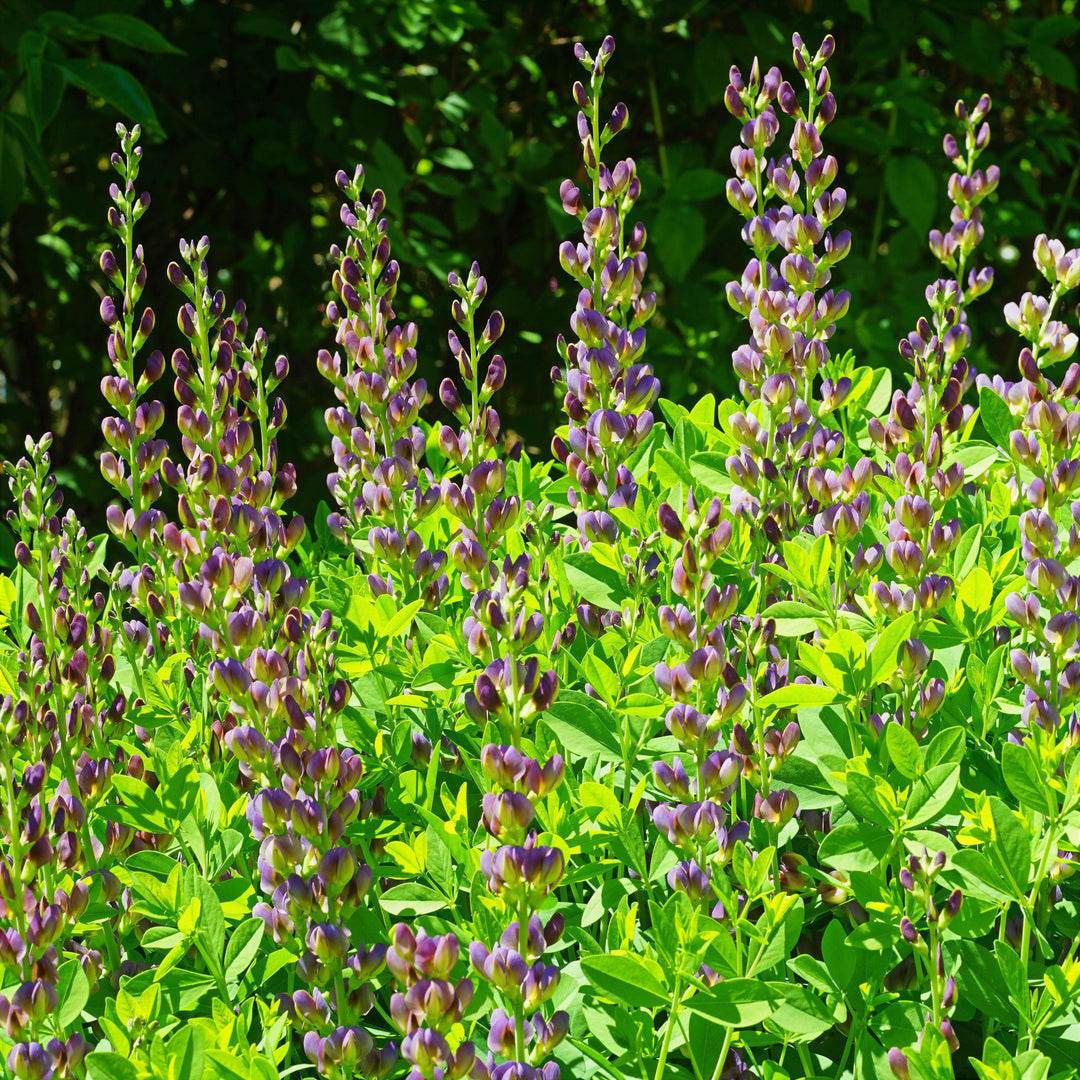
{"left": 3, "top": 28, "right": 1080, "bottom": 1080}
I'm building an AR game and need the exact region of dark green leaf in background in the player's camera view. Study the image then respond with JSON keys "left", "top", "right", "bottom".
{"left": 86, "top": 14, "right": 186, "bottom": 54}
{"left": 652, "top": 203, "right": 706, "bottom": 282}
{"left": 0, "top": 122, "right": 25, "bottom": 223}
{"left": 58, "top": 59, "right": 164, "bottom": 136}
{"left": 884, "top": 154, "right": 938, "bottom": 236}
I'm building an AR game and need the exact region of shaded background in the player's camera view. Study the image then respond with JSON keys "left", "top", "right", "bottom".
{"left": 1, "top": 0, "right": 1078, "bottom": 522}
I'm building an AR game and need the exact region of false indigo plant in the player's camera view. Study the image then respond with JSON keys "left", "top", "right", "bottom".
{"left": 553, "top": 36, "right": 659, "bottom": 550}
{"left": 0, "top": 435, "right": 126, "bottom": 1077}
{"left": 438, "top": 264, "right": 521, "bottom": 588}
{"left": 319, "top": 169, "right": 446, "bottom": 607}
{"left": 6, "top": 29, "right": 1080, "bottom": 1080}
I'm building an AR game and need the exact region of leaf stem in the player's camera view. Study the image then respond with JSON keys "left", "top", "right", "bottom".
{"left": 706, "top": 1025, "right": 735, "bottom": 1080}
{"left": 652, "top": 975, "right": 683, "bottom": 1080}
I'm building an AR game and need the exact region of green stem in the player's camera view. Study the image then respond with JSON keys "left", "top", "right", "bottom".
{"left": 647, "top": 63, "right": 669, "bottom": 190}
{"left": 590, "top": 80, "right": 604, "bottom": 309}
{"left": 194, "top": 935, "right": 230, "bottom": 1003}
{"left": 1019, "top": 818, "right": 1061, "bottom": 1036}
{"left": 706, "top": 1026, "right": 735, "bottom": 1080}
{"left": 929, "top": 922, "right": 942, "bottom": 1027}
{"left": 335, "top": 968, "right": 350, "bottom": 1026}
{"left": 652, "top": 975, "right": 683, "bottom": 1080}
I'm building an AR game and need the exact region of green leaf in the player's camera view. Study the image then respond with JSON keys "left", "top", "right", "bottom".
{"left": 951, "top": 849, "right": 1012, "bottom": 903}
{"left": 204, "top": 1052, "right": 250, "bottom": 1080}
{"left": 478, "top": 111, "right": 511, "bottom": 162}
{"left": 886, "top": 722, "right": 923, "bottom": 781}
{"left": 57, "top": 59, "right": 163, "bottom": 137}
{"left": 35, "top": 11, "right": 101, "bottom": 38}
{"left": 924, "top": 726, "right": 965, "bottom": 769}
{"left": 947, "top": 441, "right": 1000, "bottom": 482}
{"left": 952, "top": 525, "right": 983, "bottom": 582}
{"left": 579, "top": 648, "right": 620, "bottom": 710}
{"left": 905, "top": 763, "right": 959, "bottom": 827}
{"left": 668, "top": 168, "right": 726, "bottom": 202}
{"left": 85, "top": 14, "right": 185, "bottom": 53}
{"left": 108, "top": 773, "right": 169, "bottom": 832}
{"left": 864, "top": 366, "right": 892, "bottom": 416}
{"left": 688, "top": 452, "right": 734, "bottom": 497}
{"left": 955, "top": 567, "right": 993, "bottom": 634}
{"left": 884, "top": 155, "right": 938, "bottom": 235}
{"left": 543, "top": 691, "right": 623, "bottom": 762}
{"left": 3, "top": 115, "right": 51, "bottom": 197}
{"left": 18, "top": 32, "right": 67, "bottom": 139}
{"left": 129, "top": 966, "right": 216, "bottom": 1011}
{"left": 956, "top": 942, "right": 1013, "bottom": 1020}
{"left": 1001, "top": 741, "right": 1055, "bottom": 816}
{"left": 158, "top": 753, "right": 202, "bottom": 822}
{"left": 654, "top": 447, "right": 693, "bottom": 489}
{"left": 652, "top": 204, "right": 706, "bottom": 282}
{"left": 988, "top": 796, "right": 1032, "bottom": 900}
{"left": 1031, "top": 14, "right": 1080, "bottom": 42}
{"left": 141, "top": 926, "right": 185, "bottom": 950}
{"left": 224, "top": 918, "right": 265, "bottom": 987}
{"left": 86, "top": 1053, "right": 140, "bottom": 1080}
{"left": 762, "top": 600, "right": 827, "bottom": 637}
{"left": 907, "top": 1021, "right": 962, "bottom": 1080}
{"left": 845, "top": 771, "right": 895, "bottom": 829}
{"left": 379, "top": 598, "right": 424, "bottom": 639}
{"left": 167, "top": 1027, "right": 205, "bottom": 1080}
{"left": 757, "top": 682, "right": 841, "bottom": 712}
{"left": 433, "top": 146, "right": 474, "bottom": 170}
{"left": 0, "top": 123, "right": 27, "bottom": 222}
{"left": 979, "top": 386, "right": 1015, "bottom": 449}
{"left": 56, "top": 959, "right": 90, "bottom": 1027}
{"left": 380, "top": 883, "right": 448, "bottom": 916}
{"left": 994, "top": 939, "right": 1030, "bottom": 1019}
{"left": 563, "top": 551, "right": 627, "bottom": 610}
{"left": 869, "top": 611, "right": 916, "bottom": 685}
{"left": 683, "top": 978, "right": 782, "bottom": 1027}
{"left": 194, "top": 876, "right": 225, "bottom": 962}
{"left": 425, "top": 824, "right": 457, "bottom": 896}
{"left": 820, "top": 920, "right": 857, "bottom": 989}
{"left": 765, "top": 982, "right": 839, "bottom": 1040}
{"left": 817, "top": 822, "right": 892, "bottom": 872}
{"left": 1029, "top": 44, "right": 1078, "bottom": 91}
{"left": 580, "top": 952, "right": 670, "bottom": 1009}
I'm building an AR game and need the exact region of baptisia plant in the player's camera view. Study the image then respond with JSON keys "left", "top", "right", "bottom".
{"left": 552, "top": 37, "right": 665, "bottom": 663}
{"left": 98, "top": 124, "right": 168, "bottom": 544}
{"left": 437, "top": 263, "right": 520, "bottom": 587}
{"left": 1, "top": 435, "right": 126, "bottom": 1077}
{"left": 553, "top": 36, "right": 659, "bottom": 552}
{"left": 319, "top": 168, "right": 446, "bottom": 607}
{"left": 973, "top": 229, "right": 1080, "bottom": 1064}
{"left": 164, "top": 236, "right": 393, "bottom": 1077}
{"left": 99, "top": 121, "right": 393, "bottom": 1077}
{"left": 6, "top": 22, "right": 1080, "bottom": 1080}
{"left": 459, "top": 548, "right": 567, "bottom": 1079}
{"left": 721, "top": 34, "right": 859, "bottom": 561}
{"left": 866, "top": 97, "right": 999, "bottom": 743}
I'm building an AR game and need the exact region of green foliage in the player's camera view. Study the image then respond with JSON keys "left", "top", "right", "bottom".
{"left": 5, "top": 9, "right": 1080, "bottom": 1080}
{"left": 3, "top": 0, "right": 1080, "bottom": 517}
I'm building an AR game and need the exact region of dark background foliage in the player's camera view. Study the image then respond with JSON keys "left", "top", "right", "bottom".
{"left": 1, "top": 0, "right": 1078, "bottom": 521}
